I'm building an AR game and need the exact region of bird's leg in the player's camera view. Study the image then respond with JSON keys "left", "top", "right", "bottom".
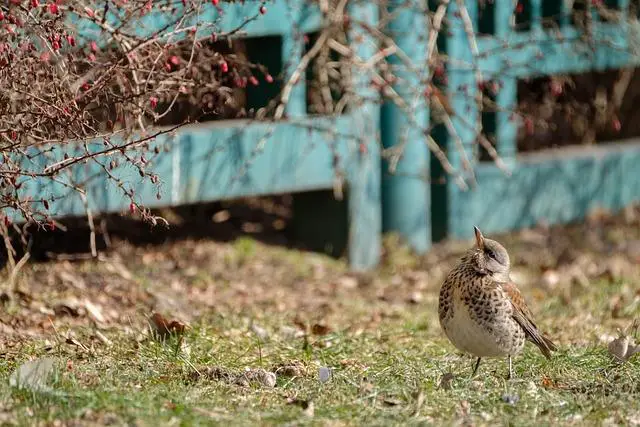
{"left": 471, "top": 357, "right": 482, "bottom": 377}
{"left": 507, "top": 355, "right": 513, "bottom": 380}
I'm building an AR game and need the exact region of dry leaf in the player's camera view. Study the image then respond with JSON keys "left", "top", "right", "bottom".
{"left": 84, "top": 299, "right": 106, "bottom": 324}
{"left": 608, "top": 320, "right": 640, "bottom": 363}
{"left": 311, "top": 323, "right": 332, "bottom": 336}
{"left": 250, "top": 323, "right": 269, "bottom": 341}
{"left": 149, "top": 312, "right": 189, "bottom": 340}
{"left": 439, "top": 372, "right": 454, "bottom": 390}
{"left": 273, "top": 361, "right": 306, "bottom": 378}
{"left": 241, "top": 368, "right": 276, "bottom": 388}
{"left": 287, "top": 398, "right": 314, "bottom": 417}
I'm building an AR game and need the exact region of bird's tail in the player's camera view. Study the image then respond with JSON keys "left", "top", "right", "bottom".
{"left": 530, "top": 333, "right": 557, "bottom": 359}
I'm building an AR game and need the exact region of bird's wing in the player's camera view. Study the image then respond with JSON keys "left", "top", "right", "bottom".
{"left": 502, "top": 281, "right": 557, "bottom": 359}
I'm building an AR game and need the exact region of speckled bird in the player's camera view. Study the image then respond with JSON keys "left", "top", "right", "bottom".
{"left": 438, "top": 226, "right": 557, "bottom": 378}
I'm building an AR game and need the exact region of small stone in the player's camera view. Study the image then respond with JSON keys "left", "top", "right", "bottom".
{"left": 408, "top": 291, "right": 423, "bottom": 304}
{"left": 501, "top": 394, "right": 519, "bottom": 405}
{"left": 318, "top": 367, "right": 331, "bottom": 383}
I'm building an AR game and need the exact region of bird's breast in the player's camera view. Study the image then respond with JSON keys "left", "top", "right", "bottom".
{"left": 441, "top": 291, "right": 524, "bottom": 358}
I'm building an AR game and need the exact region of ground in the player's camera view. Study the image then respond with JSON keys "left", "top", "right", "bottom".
{"left": 0, "top": 205, "right": 639, "bottom": 426}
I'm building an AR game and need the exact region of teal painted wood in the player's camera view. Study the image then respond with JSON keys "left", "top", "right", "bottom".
{"left": 477, "top": 23, "right": 640, "bottom": 78}
{"left": 74, "top": 0, "right": 323, "bottom": 44}
{"left": 9, "top": 117, "right": 363, "bottom": 220}
{"left": 438, "top": 2, "right": 640, "bottom": 241}
{"left": 449, "top": 142, "right": 640, "bottom": 239}
{"left": 346, "top": 0, "right": 381, "bottom": 270}
{"left": 380, "top": 0, "right": 430, "bottom": 253}
{"left": 444, "top": 1, "right": 480, "bottom": 238}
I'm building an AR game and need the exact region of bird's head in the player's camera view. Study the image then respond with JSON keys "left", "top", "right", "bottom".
{"left": 469, "top": 226, "right": 510, "bottom": 282}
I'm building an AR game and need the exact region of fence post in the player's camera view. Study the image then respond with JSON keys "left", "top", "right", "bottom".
{"left": 282, "top": 9, "right": 306, "bottom": 118}
{"left": 495, "top": 1, "right": 518, "bottom": 161}
{"left": 445, "top": 1, "right": 479, "bottom": 239}
{"left": 380, "top": 0, "right": 430, "bottom": 253}
{"left": 347, "top": 0, "right": 381, "bottom": 270}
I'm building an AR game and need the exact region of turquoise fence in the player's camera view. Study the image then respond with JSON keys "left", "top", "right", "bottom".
{"left": 13, "top": 0, "right": 640, "bottom": 269}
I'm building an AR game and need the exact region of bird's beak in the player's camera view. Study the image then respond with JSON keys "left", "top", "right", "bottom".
{"left": 474, "top": 226, "right": 484, "bottom": 249}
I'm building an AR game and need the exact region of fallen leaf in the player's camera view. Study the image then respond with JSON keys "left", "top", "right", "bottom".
{"left": 273, "top": 361, "right": 306, "bottom": 378}
{"left": 541, "top": 375, "right": 556, "bottom": 389}
{"left": 212, "top": 210, "right": 230, "bottom": 223}
{"left": 149, "top": 312, "right": 189, "bottom": 340}
{"left": 287, "top": 398, "right": 314, "bottom": 417}
{"left": 608, "top": 319, "right": 640, "bottom": 363}
{"left": 9, "top": 357, "right": 57, "bottom": 392}
{"left": 84, "top": 299, "right": 106, "bottom": 324}
{"left": 250, "top": 323, "right": 269, "bottom": 341}
{"left": 439, "top": 372, "right": 454, "bottom": 390}
{"left": 93, "top": 331, "right": 112, "bottom": 346}
{"left": 383, "top": 397, "right": 402, "bottom": 406}
{"left": 408, "top": 291, "right": 423, "bottom": 304}
{"left": 311, "top": 323, "right": 332, "bottom": 336}
{"left": 241, "top": 368, "right": 276, "bottom": 388}
{"left": 52, "top": 298, "right": 82, "bottom": 317}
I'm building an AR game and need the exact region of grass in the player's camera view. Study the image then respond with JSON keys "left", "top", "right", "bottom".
{"left": 0, "top": 222, "right": 639, "bottom": 426}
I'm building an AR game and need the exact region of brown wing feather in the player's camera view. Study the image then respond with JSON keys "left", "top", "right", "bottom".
{"left": 502, "top": 282, "right": 557, "bottom": 359}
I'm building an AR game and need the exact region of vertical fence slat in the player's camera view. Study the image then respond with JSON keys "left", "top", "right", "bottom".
{"left": 495, "top": 0, "right": 512, "bottom": 36}
{"left": 282, "top": 11, "right": 306, "bottom": 118}
{"left": 381, "top": 0, "right": 430, "bottom": 253}
{"left": 346, "top": 0, "right": 381, "bottom": 270}
{"left": 530, "top": 0, "right": 542, "bottom": 31}
{"left": 493, "top": 2, "right": 517, "bottom": 160}
{"left": 446, "top": 1, "right": 479, "bottom": 237}
{"left": 446, "top": 1, "right": 478, "bottom": 172}
{"left": 496, "top": 79, "right": 518, "bottom": 159}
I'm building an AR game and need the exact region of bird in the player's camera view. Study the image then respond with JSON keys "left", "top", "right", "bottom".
{"left": 438, "top": 226, "right": 557, "bottom": 379}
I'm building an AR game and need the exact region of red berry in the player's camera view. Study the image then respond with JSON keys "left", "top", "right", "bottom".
{"left": 149, "top": 97, "right": 158, "bottom": 108}
{"left": 265, "top": 74, "right": 273, "bottom": 83}
{"left": 90, "top": 41, "right": 98, "bottom": 52}
{"left": 30, "top": 0, "right": 39, "bottom": 8}
{"left": 516, "top": 3, "right": 524, "bottom": 13}
{"left": 612, "top": 117, "right": 621, "bottom": 132}
{"left": 52, "top": 40, "right": 60, "bottom": 50}
{"left": 220, "top": 61, "right": 228, "bottom": 73}
{"left": 550, "top": 81, "right": 562, "bottom": 97}
{"left": 48, "top": 3, "right": 58, "bottom": 14}
{"left": 0, "top": 11, "right": 4, "bottom": 21}
{"left": 211, "top": 0, "right": 218, "bottom": 5}
{"left": 88, "top": 53, "right": 96, "bottom": 62}
{"left": 249, "top": 76, "right": 258, "bottom": 86}
{"left": 43, "top": 200, "right": 49, "bottom": 210}
{"left": 169, "top": 55, "right": 180, "bottom": 65}
{"left": 66, "top": 35, "right": 75, "bottom": 46}
{"left": 129, "top": 202, "right": 136, "bottom": 214}
{"left": 259, "top": 5, "right": 266, "bottom": 14}
{"left": 85, "top": 7, "right": 94, "bottom": 17}
{"left": 524, "top": 117, "right": 534, "bottom": 135}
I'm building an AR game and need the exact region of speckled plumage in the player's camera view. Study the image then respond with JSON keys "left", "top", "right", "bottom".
{"left": 438, "top": 227, "right": 556, "bottom": 378}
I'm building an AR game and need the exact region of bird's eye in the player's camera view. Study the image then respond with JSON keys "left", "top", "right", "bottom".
{"left": 486, "top": 249, "right": 496, "bottom": 260}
